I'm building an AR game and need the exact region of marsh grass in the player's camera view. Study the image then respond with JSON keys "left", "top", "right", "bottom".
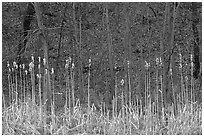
{"left": 2, "top": 56, "right": 202, "bottom": 135}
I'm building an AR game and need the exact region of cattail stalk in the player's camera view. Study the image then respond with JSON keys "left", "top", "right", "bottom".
{"left": 65, "top": 59, "right": 69, "bottom": 126}
{"left": 14, "top": 62, "right": 18, "bottom": 105}
{"left": 30, "top": 55, "right": 35, "bottom": 104}
{"left": 114, "top": 71, "right": 118, "bottom": 116}
{"left": 88, "top": 59, "right": 91, "bottom": 111}
{"left": 24, "top": 70, "right": 28, "bottom": 103}
{"left": 121, "top": 90, "right": 125, "bottom": 134}
{"left": 44, "top": 68, "right": 48, "bottom": 135}
{"left": 190, "top": 54, "right": 194, "bottom": 114}
{"left": 7, "top": 62, "right": 12, "bottom": 105}
{"left": 155, "top": 58, "right": 159, "bottom": 116}
{"left": 127, "top": 61, "right": 131, "bottom": 107}
{"left": 71, "top": 62, "right": 75, "bottom": 108}
{"left": 170, "top": 64, "right": 177, "bottom": 116}
{"left": 19, "top": 64, "right": 23, "bottom": 102}
{"left": 51, "top": 67, "right": 55, "bottom": 134}
{"left": 38, "top": 57, "right": 42, "bottom": 124}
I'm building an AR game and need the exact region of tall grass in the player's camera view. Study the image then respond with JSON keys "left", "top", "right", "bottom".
{"left": 2, "top": 56, "right": 202, "bottom": 135}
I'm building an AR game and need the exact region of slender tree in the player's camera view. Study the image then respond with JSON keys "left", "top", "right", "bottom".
{"left": 72, "top": 3, "right": 85, "bottom": 103}
{"left": 34, "top": 2, "right": 52, "bottom": 113}
{"left": 160, "top": 2, "right": 170, "bottom": 110}
{"left": 191, "top": 2, "right": 201, "bottom": 80}
{"left": 105, "top": 3, "right": 115, "bottom": 106}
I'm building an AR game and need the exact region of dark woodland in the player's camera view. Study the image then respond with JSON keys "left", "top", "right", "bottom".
{"left": 2, "top": 2, "right": 202, "bottom": 135}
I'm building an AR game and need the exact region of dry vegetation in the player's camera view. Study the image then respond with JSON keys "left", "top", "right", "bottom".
{"left": 2, "top": 56, "right": 202, "bottom": 135}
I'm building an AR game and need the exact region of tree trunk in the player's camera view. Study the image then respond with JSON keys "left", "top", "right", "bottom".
{"left": 17, "top": 2, "right": 35, "bottom": 65}
{"left": 161, "top": 3, "right": 170, "bottom": 109}
{"left": 34, "top": 3, "right": 52, "bottom": 113}
{"left": 72, "top": 3, "right": 84, "bottom": 103}
{"left": 123, "top": 3, "right": 131, "bottom": 105}
{"left": 159, "top": 2, "right": 169, "bottom": 120}
{"left": 105, "top": 3, "right": 115, "bottom": 105}
{"left": 168, "top": 3, "right": 179, "bottom": 116}
{"left": 55, "top": 3, "right": 68, "bottom": 81}
{"left": 191, "top": 2, "right": 201, "bottom": 80}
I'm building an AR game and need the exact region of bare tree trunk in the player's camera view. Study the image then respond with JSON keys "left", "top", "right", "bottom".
{"left": 168, "top": 3, "right": 180, "bottom": 116}
{"left": 191, "top": 2, "right": 201, "bottom": 80}
{"left": 34, "top": 3, "right": 52, "bottom": 113}
{"left": 79, "top": 12, "right": 85, "bottom": 103}
{"left": 17, "top": 2, "right": 35, "bottom": 65}
{"left": 55, "top": 3, "right": 68, "bottom": 81}
{"left": 160, "top": 3, "right": 170, "bottom": 109}
{"left": 72, "top": 3, "right": 84, "bottom": 103}
{"left": 105, "top": 3, "right": 115, "bottom": 105}
{"left": 123, "top": 3, "right": 131, "bottom": 105}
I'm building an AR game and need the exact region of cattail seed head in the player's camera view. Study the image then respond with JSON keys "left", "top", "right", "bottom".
{"left": 51, "top": 68, "right": 54, "bottom": 74}
{"left": 179, "top": 53, "right": 182, "bottom": 61}
{"left": 29, "top": 62, "right": 34, "bottom": 71}
{"left": 170, "top": 67, "right": 172, "bottom": 75}
{"left": 15, "top": 64, "right": 18, "bottom": 69}
{"left": 68, "top": 57, "right": 72, "bottom": 63}
{"left": 72, "top": 62, "right": 75, "bottom": 69}
{"left": 12, "top": 67, "right": 14, "bottom": 72}
{"left": 156, "top": 58, "right": 159, "bottom": 65}
{"left": 121, "top": 79, "right": 124, "bottom": 85}
{"left": 190, "top": 54, "right": 193, "bottom": 62}
{"left": 179, "top": 64, "right": 182, "bottom": 69}
{"left": 37, "top": 74, "right": 41, "bottom": 78}
{"left": 65, "top": 59, "right": 69, "bottom": 69}
{"left": 25, "top": 70, "right": 28, "bottom": 75}
{"left": 31, "top": 55, "right": 34, "bottom": 62}
{"left": 43, "top": 58, "right": 46, "bottom": 66}
{"left": 88, "top": 59, "right": 91, "bottom": 67}
{"left": 145, "top": 61, "right": 150, "bottom": 70}
{"left": 127, "top": 60, "right": 130, "bottom": 69}
{"left": 159, "top": 57, "right": 162, "bottom": 66}
{"left": 45, "top": 69, "right": 47, "bottom": 74}
{"left": 38, "top": 56, "right": 41, "bottom": 63}
{"left": 13, "top": 61, "right": 16, "bottom": 68}
{"left": 7, "top": 61, "right": 10, "bottom": 68}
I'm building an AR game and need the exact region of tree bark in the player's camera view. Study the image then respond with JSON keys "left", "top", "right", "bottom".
{"left": 164, "top": 3, "right": 180, "bottom": 116}
{"left": 161, "top": 3, "right": 170, "bottom": 108}
{"left": 17, "top": 2, "right": 35, "bottom": 65}
{"left": 73, "top": 3, "right": 84, "bottom": 103}
{"left": 123, "top": 3, "right": 131, "bottom": 105}
{"left": 191, "top": 2, "right": 201, "bottom": 79}
{"left": 34, "top": 3, "right": 52, "bottom": 113}
{"left": 55, "top": 3, "right": 68, "bottom": 81}
{"left": 105, "top": 3, "right": 115, "bottom": 105}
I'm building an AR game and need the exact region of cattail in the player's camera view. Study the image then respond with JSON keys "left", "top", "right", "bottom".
{"left": 43, "top": 58, "right": 46, "bottom": 66}
{"left": 190, "top": 54, "right": 194, "bottom": 114}
{"left": 19, "top": 64, "right": 23, "bottom": 102}
{"left": 37, "top": 73, "right": 42, "bottom": 123}
{"left": 155, "top": 57, "right": 159, "bottom": 116}
{"left": 29, "top": 58, "right": 35, "bottom": 104}
{"left": 13, "top": 61, "right": 18, "bottom": 105}
{"left": 7, "top": 61, "right": 12, "bottom": 105}
{"left": 70, "top": 63, "right": 75, "bottom": 108}
{"left": 51, "top": 67, "right": 55, "bottom": 134}
{"left": 65, "top": 59, "right": 69, "bottom": 69}
{"left": 144, "top": 60, "right": 150, "bottom": 116}
{"left": 88, "top": 59, "right": 91, "bottom": 110}
{"left": 127, "top": 60, "right": 131, "bottom": 107}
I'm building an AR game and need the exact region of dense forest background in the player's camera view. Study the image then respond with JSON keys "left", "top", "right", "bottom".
{"left": 2, "top": 2, "right": 202, "bottom": 108}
